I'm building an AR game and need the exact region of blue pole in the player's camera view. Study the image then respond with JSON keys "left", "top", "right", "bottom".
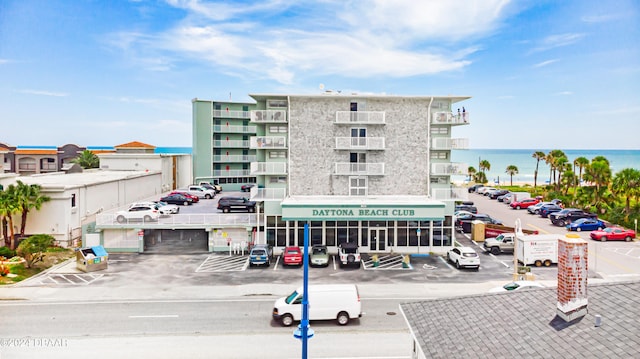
{"left": 302, "top": 223, "right": 310, "bottom": 358}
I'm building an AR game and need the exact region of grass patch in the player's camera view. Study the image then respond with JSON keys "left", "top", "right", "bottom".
{"left": 0, "top": 248, "right": 74, "bottom": 285}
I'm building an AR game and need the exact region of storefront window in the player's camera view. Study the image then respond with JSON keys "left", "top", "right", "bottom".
{"left": 325, "top": 227, "right": 336, "bottom": 246}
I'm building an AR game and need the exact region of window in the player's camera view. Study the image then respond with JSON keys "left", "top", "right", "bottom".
{"left": 430, "top": 177, "right": 449, "bottom": 184}
{"left": 269, "top": 125, "right": 287, "bottom": 133}
{"left": 430, "top": 151, "right": 449, "bottom": 159}
{"left": 349, "top": 176, "right": 367, "bottom": 196}
{"left": 430, "top": 127, "right": 449, "bottom": 135}
{"left": 350, "top": 128, "right": 366, "bottom": 147}
{"left": 71, "top": 193, "right": 76, "bottom": 208}
{"left": 269, "top": 176, "right": 287, "bottom": 184}
{"left": 267, "top": 100, "right": 287, "bottom": 108}
{"left": 269, "top": 151, "right": 286, "bottom": 158}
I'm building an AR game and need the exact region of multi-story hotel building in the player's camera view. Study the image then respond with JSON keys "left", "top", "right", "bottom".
{"left": 193, "top": 92, "right": 470, "bottom": 254}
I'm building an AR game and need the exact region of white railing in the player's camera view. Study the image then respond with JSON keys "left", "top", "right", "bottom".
{"left": 335, "top": 162, "right": 385, "bottom": 175}
{"left": 251, "top": 110, "right": 287, "bottom": 123}
{"left": 213, "top": 154, "right": 257, "bottom": 162}
{"left": 431, "top": 162, "right": 467, "bottom": 175}
{"left": 250, "top": 136, "right": 287, "bottom": 149}
{"left": 335, "top": 111, "right": 386, "bottom": 124}
{"left": 250, "top": 162, "right": 287, "bottom": 175}
{"left": 213, "top": 124, "right": 257, "bottom": 134}
{"left": 250, "top": 187, "right": 287, "bottom": 201}
{"left": 213, "top": 109, "right": 251, "bottom": 119}
{"left": 96, "top": 213, "right": 257, "bottom": 227}
{"left": 213, "top": 169, "right": 251, "bottom": 176}
{"left": 432, "top": 111, "right": 470, "bottom": 125}
{"left": 431, "top": 187, "right": 469, "bottom": 201}
{"left": 213, "top": 139, "right": 250, "bottom": 148}
{"left": 431, "top": 138, "right": 469, "bottom": 150}
{"left": 335, "top": 137, "right": 385, "bottom": 150}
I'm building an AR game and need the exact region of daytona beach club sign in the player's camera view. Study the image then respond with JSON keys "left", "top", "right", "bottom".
{"left": 281, "top": 205, "right": 444, "bottom": 221}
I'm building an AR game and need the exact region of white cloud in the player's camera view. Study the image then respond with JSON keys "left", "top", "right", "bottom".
{"left": 530, "top": 33, "right": 585, "bottom": 53}
{"left": 532, "top": 59, "right": 559, "bottom": 68}
{"left": 581, "top": 14, "right": 624, "bottom": 23}
{"left": 18, "top": 89, "right": 68, "bottom": 97}
{"left": 0, "top": 59, "right": 10, "bottom": 65}
{"left": 554, "top": 91, "right": 573, "bottom": 96}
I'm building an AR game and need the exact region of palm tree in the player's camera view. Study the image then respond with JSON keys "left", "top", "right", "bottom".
{"left": 546, "top": 150, "right": 566, "bottom": 185}
{"left": 554, "top": 156, "right": 569, "bottom": 191}
{"left": 479, "top": 160, "right": 491, "bottom": 185}
{"left": 72, "top": 150, "right": 99, "bottom": 169}
{"left": 15, "top": 180, "right": 50, "bottom": 236}
{"left": 612, "top": 168, "right": 640, "bottom": 215}
{"left": 573, "top": 157, "right": 589, "bottom": 189}
{"left": 467, "top": 166, "right": 477, "bottom": 183}
{"left": 505, "top": 165, "right": 518, "bottom": 186}
{"left": 583, "top": 157, "right": 612, "bottom": 210}
{"left": 532, "top": 151, "right": 546, "bottom": 188}
{"left": 0, "top": 184, "right": 21, "bottom": 249}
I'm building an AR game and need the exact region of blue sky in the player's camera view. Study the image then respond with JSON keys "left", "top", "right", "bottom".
{"left": 1, "top": 0, "right": 638, "bottom": 149}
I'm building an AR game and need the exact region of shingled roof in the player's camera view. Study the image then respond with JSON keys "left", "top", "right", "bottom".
{"left": 400, "top": 280, "right": 640, "bottom": 358}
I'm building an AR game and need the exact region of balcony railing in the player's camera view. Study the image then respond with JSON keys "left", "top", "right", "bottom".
{"left": 41, "top": 164, "right": 58, "bottom": 171}
{"left": 251, "top": 110, "right": 287, "bottom": 123}
{"left": 431, "top": 187, "right": 469, "bottom": 201}
{"left": 213, "top": 124, "right": 257, "bottom": 134}
{"left": 431, "top": 162, "right": 467, "bottom": 175}
{"left": 431, "top": 138, "right": 469, "bottom": 150}
{"left": 250, "top": 187, "right": 287, "bottom": 201}
{"left": 250, "top": 136, "right": 287, "bottom": 149}
{"left": 213, "top": 139, "right": 250, "bottom": 148}
{"left": 96, "top": 213, "right": 257, "bottom": 227}
{"left": 213, "top": 109, "right": 251, "bottom": 119}
{"left": 335, "top": 111, "right": 385, "bottom": 124}
{"left": 250, "top": 162, "right": 287, "bottom": 175}
{"left": 432, "top": 111, "right": 470, "bottom": 125}
{"left": 213, "top": 169, "right": 251, "bottom": 177}
{"left": 335, "top": 162, "right": 385, "bottom": 176}
{"left": 213, "top": 154, "right": 257, "bottom": 163}
{"left": 335, "top": 137, "right": 385, "bottom": 150}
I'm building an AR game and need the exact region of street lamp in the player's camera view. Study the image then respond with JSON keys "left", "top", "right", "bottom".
{"left": 293, "top": 223, "right": 314, "bottom": 357}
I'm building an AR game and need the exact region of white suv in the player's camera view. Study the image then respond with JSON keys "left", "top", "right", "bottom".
{"left": 116, "top": 204, "right": 160, "bottom": 223}
{"left": 447, "top": 246, "right": 480, "bottom": 269}
{"left": 338, "top": 242, "right": 361, "bottom": 268}
{"left": 130, "top": 201, "right": 178, "bottom": 215}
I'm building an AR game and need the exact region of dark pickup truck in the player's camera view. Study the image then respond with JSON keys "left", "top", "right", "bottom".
{"left": 549, "top": 208, "right": 597, "bottom": 226}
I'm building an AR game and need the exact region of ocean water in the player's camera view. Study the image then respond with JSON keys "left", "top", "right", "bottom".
{"left": 451, "top": 149, "right": 640, "bottom": 185}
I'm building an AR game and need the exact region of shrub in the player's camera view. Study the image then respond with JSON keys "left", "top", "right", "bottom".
{"left": 16, "top": 234, "right": 54, "bottom": 268}
{"left": 0, "top": 247, "right": 15, "bottom": 258}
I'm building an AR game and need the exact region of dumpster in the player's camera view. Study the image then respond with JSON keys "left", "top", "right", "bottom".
{"left": 471, "top": 220, "right": 486, "bottom": 242}
{"left": 76, "top": 245, "right": 108, "bottom": 272}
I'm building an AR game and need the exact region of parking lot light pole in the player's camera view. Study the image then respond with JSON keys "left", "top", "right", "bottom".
{"left": 293, "top": 223, "right": 313, "bottom": 358}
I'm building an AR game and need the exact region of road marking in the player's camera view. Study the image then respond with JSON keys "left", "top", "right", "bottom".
{"left": 128, "top": 315, "right": 179, "bottom": 319}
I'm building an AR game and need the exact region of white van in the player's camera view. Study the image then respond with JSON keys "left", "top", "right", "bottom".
{"left": 272, "top": 284, "right": 362, "bottom": 327}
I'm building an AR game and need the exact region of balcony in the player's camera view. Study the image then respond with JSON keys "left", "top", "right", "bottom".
{"left": 432, "top": 111, "right": 470, "bottom": 125}
{"left": 251, "top": 110, "right": 287, "bottom": 123}
{"left": 431, "top": 138, "right": 469, "bottom": 150}
{"left": 335, "top": 162, "right": 385, "bottom": 176}
{"left": 250, "top": 136, "right": 287, "bottom": 149}
{"left": 213, "top": 169, "right": 251, "bottom": 177}
{"left": 96, "top": 213, "right": 257, "bottom": 228}
{"left": 213, "top": 124, "right": 257, "bottom": 134}
{"left": 335, "top": 137, "right": 385, "bottom": 150}
{"left": 431, "top": 162, "right": 467, "bottom": 175}
{"left": 335, "top": 111, "right": 385, "bottom": 124}
{"left": 213, "top": 154, "right": 257, "bottom": 163}
{"left": 213, "top": 139, "right": 250, "bottom": 148}
{"left": 213, "top": 109, "right": 251, "bottom": 119}
{"left": 250, "top": 162, "right": 287, "bottom": 175}
{"left": 250, "top": 187, "right": 287, "bottom": 201}
{"left": 431, "top": 187, "right": 469, "bottom": 201}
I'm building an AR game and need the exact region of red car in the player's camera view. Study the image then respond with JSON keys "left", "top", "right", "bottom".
{"left": 282, "top": 246, "right": 303, "bottom": 266}
{"left": 590, "top": 227, "right": 636, "bottom": 242}
{"left": 510, "top": 198, "right": 540, "bottom": 210}
{"left": 170, "top": 191, "right": 200, "bottom": 203}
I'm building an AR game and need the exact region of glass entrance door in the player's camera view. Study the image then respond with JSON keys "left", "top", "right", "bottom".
{"left": 369, "top": 228, "right": 386, "bottom": 252}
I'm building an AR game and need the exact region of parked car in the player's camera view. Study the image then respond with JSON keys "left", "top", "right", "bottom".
{"left": 488, "top": 281, "right": 545, "bottom": 293}
{"left": 338, "top": 242, "right": 361, "bottom": 267}
{"left": 468, "top": 184, "right": 484, "bottom": 193}
{"left": 249, "top": 244, "right": 273, "bottom": 267}
{"left": 496, "top": 192, "right": 512, "bottom": 202}
{"left": 477, "top": 187, "right": 497, "bottom": 195}
{"left": 527, "top": 202, "right": 551, "bottom": 215}
{"left": 310, "top": 245, "right": 330, "bottom": 267}
{"left": 510, "top": 198, "right": 540, "bottom": 210}
{"left": 241, "top": 183, "right": 256, "bottom": 192}
{"left": 170, "top": 191, "right": 200, "bottom": 203}
{"left": 446, "top": 246, "right": 480, "bottom": 269}
{"left": 488, "top": 189, "right": 509, "bottom": 199}
{"left": 129, "top": 201, "right": 178, "bottom": 215}
{"left": 538, "top": 203, "right": 563, "bottom": 218}
{"left": 455, "top": 213, "right": 503, "bottom": 233}
{"left": 455, "top": 202, "right": 478, "bottom": 214}
{"left": 549, "top": 208, "right": 597, "bottom": 226}
{"left": 589, "top": 227, "right": 636, "bottom": 242}
{"left": 198, "top": 182, "right": 222, "bottom": 193}
{"left": 567, "top": 218, "right": 606, "bottom": 232}
{"left": 282, "top": 246, "right": 303, "bottom": 266}
{"left": 217, "top": 196, "right": 257, "bottom": 213}
{"left": 115, "top": 204, "right": 160, "bottom": 223}
{"left": 178, "top": 185, "right": 215, "bottom": 199}
{"left": 160, "top": 193, "right": 194, "bottom": 206}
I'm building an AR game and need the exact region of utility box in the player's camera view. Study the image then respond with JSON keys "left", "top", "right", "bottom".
{"left": 471, "top": 221, "right": 486, "bottom": 242}
{"left": 76, "top": 245, "right": 108, "bottom": 272}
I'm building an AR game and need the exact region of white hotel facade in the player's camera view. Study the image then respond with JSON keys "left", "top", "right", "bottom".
{"left": 192, "top": 92, "right": 470, "bottom": 254}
